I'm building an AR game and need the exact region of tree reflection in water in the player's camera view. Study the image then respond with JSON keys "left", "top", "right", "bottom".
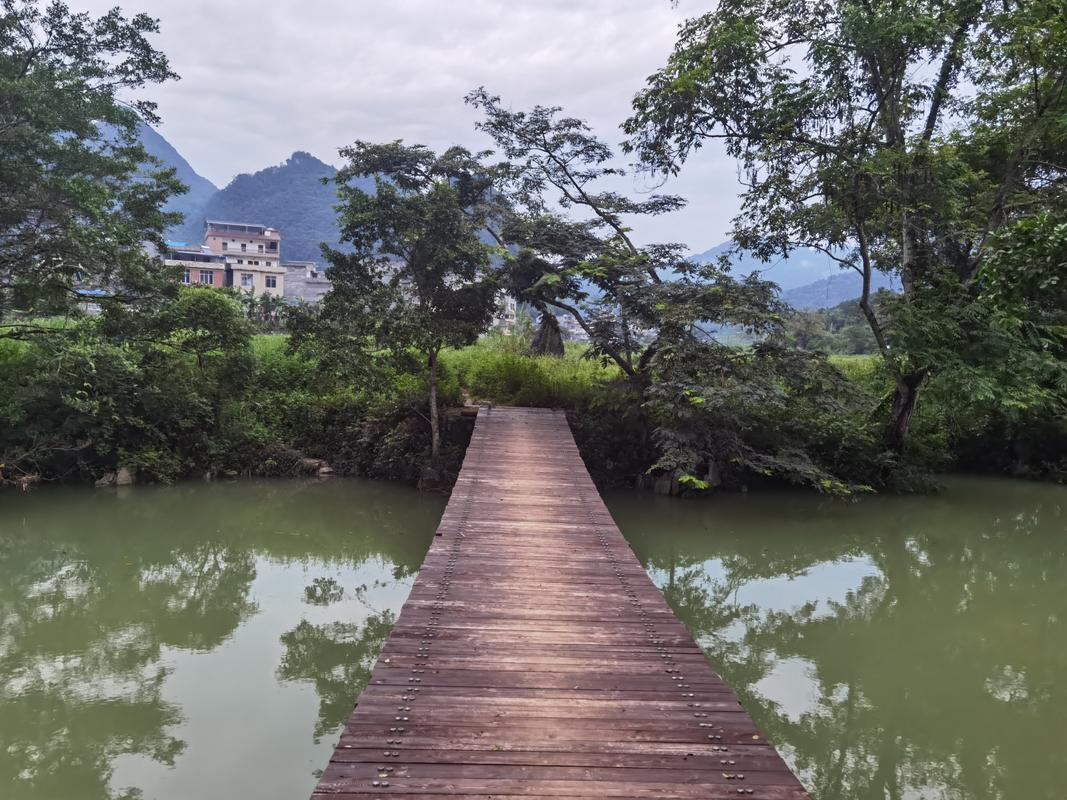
{"left": 4, "top": 476, "right": 1062, "bottom": 800}
{"left": 278, "top": 610, "right": 395, "bottom": 742}
{"left": 0, "top": 478, "right": 442, "bottom": 800}
{"left": 614, "top": 478, "right": 1067, "bottom": 800}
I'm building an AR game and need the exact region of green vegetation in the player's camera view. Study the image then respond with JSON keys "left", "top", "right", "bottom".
{"left": 0, "top": 0, "right": 181, "bottom": 328}
{"left": 785, "top": 296, "right": 888, "bottom": 355}
{"left": 442, "top": 338, "right": 617, "bottom": 407}
{"left": 626, "top": 0, "right": 1066, "bottom": 454}
{"left": 290, "top": 141, "right": 502, "bottom": 462}
{"left": 1, "top": 0, "right": 1062, "bottom": 494}
{"left": 3, "top": 299, "right": 1064, "bottom": 490}
{"left": 0, "top": 289, "right": 474, "bottom": 487}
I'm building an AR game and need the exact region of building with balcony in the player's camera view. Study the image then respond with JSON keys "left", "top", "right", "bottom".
{"left": 203, "top": 220, "right": 285, "bottom": 297}
{"left": 165, "top": 245, "right": 228, "bottom": 288}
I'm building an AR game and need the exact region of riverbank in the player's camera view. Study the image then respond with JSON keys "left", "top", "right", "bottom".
{"left": 2, "top": 312, "right": 1064, "bottom": 492}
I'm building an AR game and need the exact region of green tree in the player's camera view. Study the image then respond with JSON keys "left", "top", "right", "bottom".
{"left": 0, "top": 0, "right": 181, "bottom": 330}
{"left": 467, "top": 88, "right": 689, "bottom": 381}
{"left": 149, "top": 286, "right": 253, "bottom": 372}
{"left": 786, "top": 310, "right": 829, "bottom": 351}
{"left": 625, "top": 0, "right": 1067, "bottom": 452}
{"left": 257, "top": 291, "right": 284, "bottom": 332}
{"left": 1, "top": 286, "right": 255, "bottom": 484}
{"left": 313, "top": 141, "right": 501, "bottom": 460}
{"left": 237, "top": 288, "right": 258, "bottom": 321}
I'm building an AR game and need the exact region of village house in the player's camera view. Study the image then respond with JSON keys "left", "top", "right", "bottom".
{"left": 165, "top": 244, "right": 228, "bottom": 287}
{"left": 283, "top": 260, "right": 332, "bottom": 303}
{"left": 203, "top": 220, "right": 286, "bottom": 296}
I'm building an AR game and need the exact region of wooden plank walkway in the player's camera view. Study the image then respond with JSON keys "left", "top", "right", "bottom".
{"left": 311, "top": 406, "right": 810, "bottom": 799}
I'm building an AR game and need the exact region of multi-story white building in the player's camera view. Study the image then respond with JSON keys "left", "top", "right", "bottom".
{"left": 203, "top": 220, "right": 286, "bottom": 297}
{"left": 493, "top": 293, "right": 518, "bottom": 333}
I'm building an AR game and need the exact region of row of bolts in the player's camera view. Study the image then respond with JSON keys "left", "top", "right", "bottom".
{"left": 581, "top": 480, "right": 758, "bottom": 796}
{"left": 372, "top": 424, "right": 488, "bottom": 788}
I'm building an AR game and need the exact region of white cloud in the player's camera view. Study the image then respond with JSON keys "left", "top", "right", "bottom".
{"left": 84, "top": 0, "right": 738, "bottom": 249}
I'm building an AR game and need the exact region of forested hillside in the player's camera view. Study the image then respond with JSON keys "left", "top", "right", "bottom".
{"left": 782, "top": 270, "right": 898, "bottom": 310}
{"left": 137, "top": 125, "right": 363, "bottom": 262}
{"left": 136, "top": 122, "right": 218, "bottom": 232}
{"left": 174, "top": 151, "right": 360, "bottom": 262}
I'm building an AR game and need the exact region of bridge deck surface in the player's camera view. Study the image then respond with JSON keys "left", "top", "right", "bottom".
{"left": 312, "top": 406, "right": 810, "bottom": 799}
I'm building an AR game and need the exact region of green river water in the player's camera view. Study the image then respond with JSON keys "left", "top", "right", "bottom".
{"left": 1, "top": 476, "right": 1064, "bottom": 799}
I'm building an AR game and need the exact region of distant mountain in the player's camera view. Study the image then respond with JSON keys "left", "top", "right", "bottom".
{"left": 98, "top": 122, "right": 218, "bottom": 239}
{"left": 781, "top": 270, "right": 899, "bottom": 310}
{"left": 173, "top": 151, "right": 373, "bottom": 263}
{"left": 691, "top": 241, "right": 899, "bottom": 309}
{"left": 134, "top": 123, "right": 219, "bottom": 236}
{"left": 130, "top": 124, "right": 378, "bottom": 262}
{"left": 691, "top": 242, "right": 848, "bottom": 292}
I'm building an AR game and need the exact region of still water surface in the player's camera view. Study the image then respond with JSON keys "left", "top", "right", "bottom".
{"left": 1, "top": 476, "right": 1064, "bottom": 799}
{"left": 0, "top": 479, "right": 445, "bottom": 800}
{"left": 611, "top": 477, "right": 1067, "bottom": 800}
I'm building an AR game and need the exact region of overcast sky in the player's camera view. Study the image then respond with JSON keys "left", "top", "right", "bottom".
{"left": 83, "top": 0, "right": 738, "bottom": 251}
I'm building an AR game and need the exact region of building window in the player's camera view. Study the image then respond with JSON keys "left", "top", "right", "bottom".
{"left": 258, "top": 244, "right": 264, "bottom": 253}
{"left": 221, "top": 242, "right": 228, "bottom": 251}
{"left": 240, "top": 243, "right": 247, "bottom": 252}
{"left": 240, "top": 273, "right": 254, "bottom": 288}
{"left": 253, "top": 260, "right": 260, "bottom": 266}
{"left": 181, "top": 269, "right": 191, "bottom": 284}
{"left": 237, "top": 259, "right": 243, "bottom": 264}
{"left": 198, "top": 270, "right": 213, "bottom": 285}
{"left": 265, "top": 276, "right": 277, "bottom": 289}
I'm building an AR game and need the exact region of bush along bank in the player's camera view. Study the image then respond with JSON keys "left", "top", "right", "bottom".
{"left": 0, "top": 289, "right": 475, "bottom": 490}
{"left": 444, "top": 340, "right": 1066, "bottom": 494}
{"left": 2, "top": 297, "right": 1061, "bottom": 494}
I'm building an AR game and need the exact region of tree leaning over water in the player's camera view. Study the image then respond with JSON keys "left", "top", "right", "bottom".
{"left": 625, "top": 0, "right": 1067, "bottom": 454}
{"left": 468, "top": 90, "right": 883, "bottom": 494}
{"left": 0, "top": 0, "right": 182, "bottom": 331}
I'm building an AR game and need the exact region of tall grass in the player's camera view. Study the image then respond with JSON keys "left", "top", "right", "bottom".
{"left": 441, "top": 338, "right": 620, "bottom": 407}
{"left": 251, "top": 333, "right": 289, "bottom": 358}
{"left": 829, "top": 353, "right": 888, "bottom": 391}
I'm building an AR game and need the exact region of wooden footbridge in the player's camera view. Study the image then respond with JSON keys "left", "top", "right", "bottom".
{"left": 312, "top": 406, "right": 810, "bottom": 799}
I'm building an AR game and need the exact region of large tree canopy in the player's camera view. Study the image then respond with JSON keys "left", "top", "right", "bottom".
{"left": 625, "top": 0, "right": 1067, "bottom": 451}
{"left": 0, "top": 0, "right": 180, "bottom": 331}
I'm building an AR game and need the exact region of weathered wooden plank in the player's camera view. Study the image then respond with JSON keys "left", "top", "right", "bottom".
{"left": 329, "top": 746, "right": 790, "bottom": 770}
{"left": 313, "top": 787, "right": 808, "bottom": 800}
{"left": 318, "top": 762, "right": 805, "bottom": 786}
{"left": 309, "top": 406, "right": 809, "bottom": 799}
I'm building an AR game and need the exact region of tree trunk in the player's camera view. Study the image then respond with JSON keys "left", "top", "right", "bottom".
{"left": 531, "top": 311, "right": 564, "bottom": 356}
{"left": 428, "top": 350, "right": 440, "bottom": 461}
{"left": 885, "top": 369, "right": 928, "bottom": 453}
